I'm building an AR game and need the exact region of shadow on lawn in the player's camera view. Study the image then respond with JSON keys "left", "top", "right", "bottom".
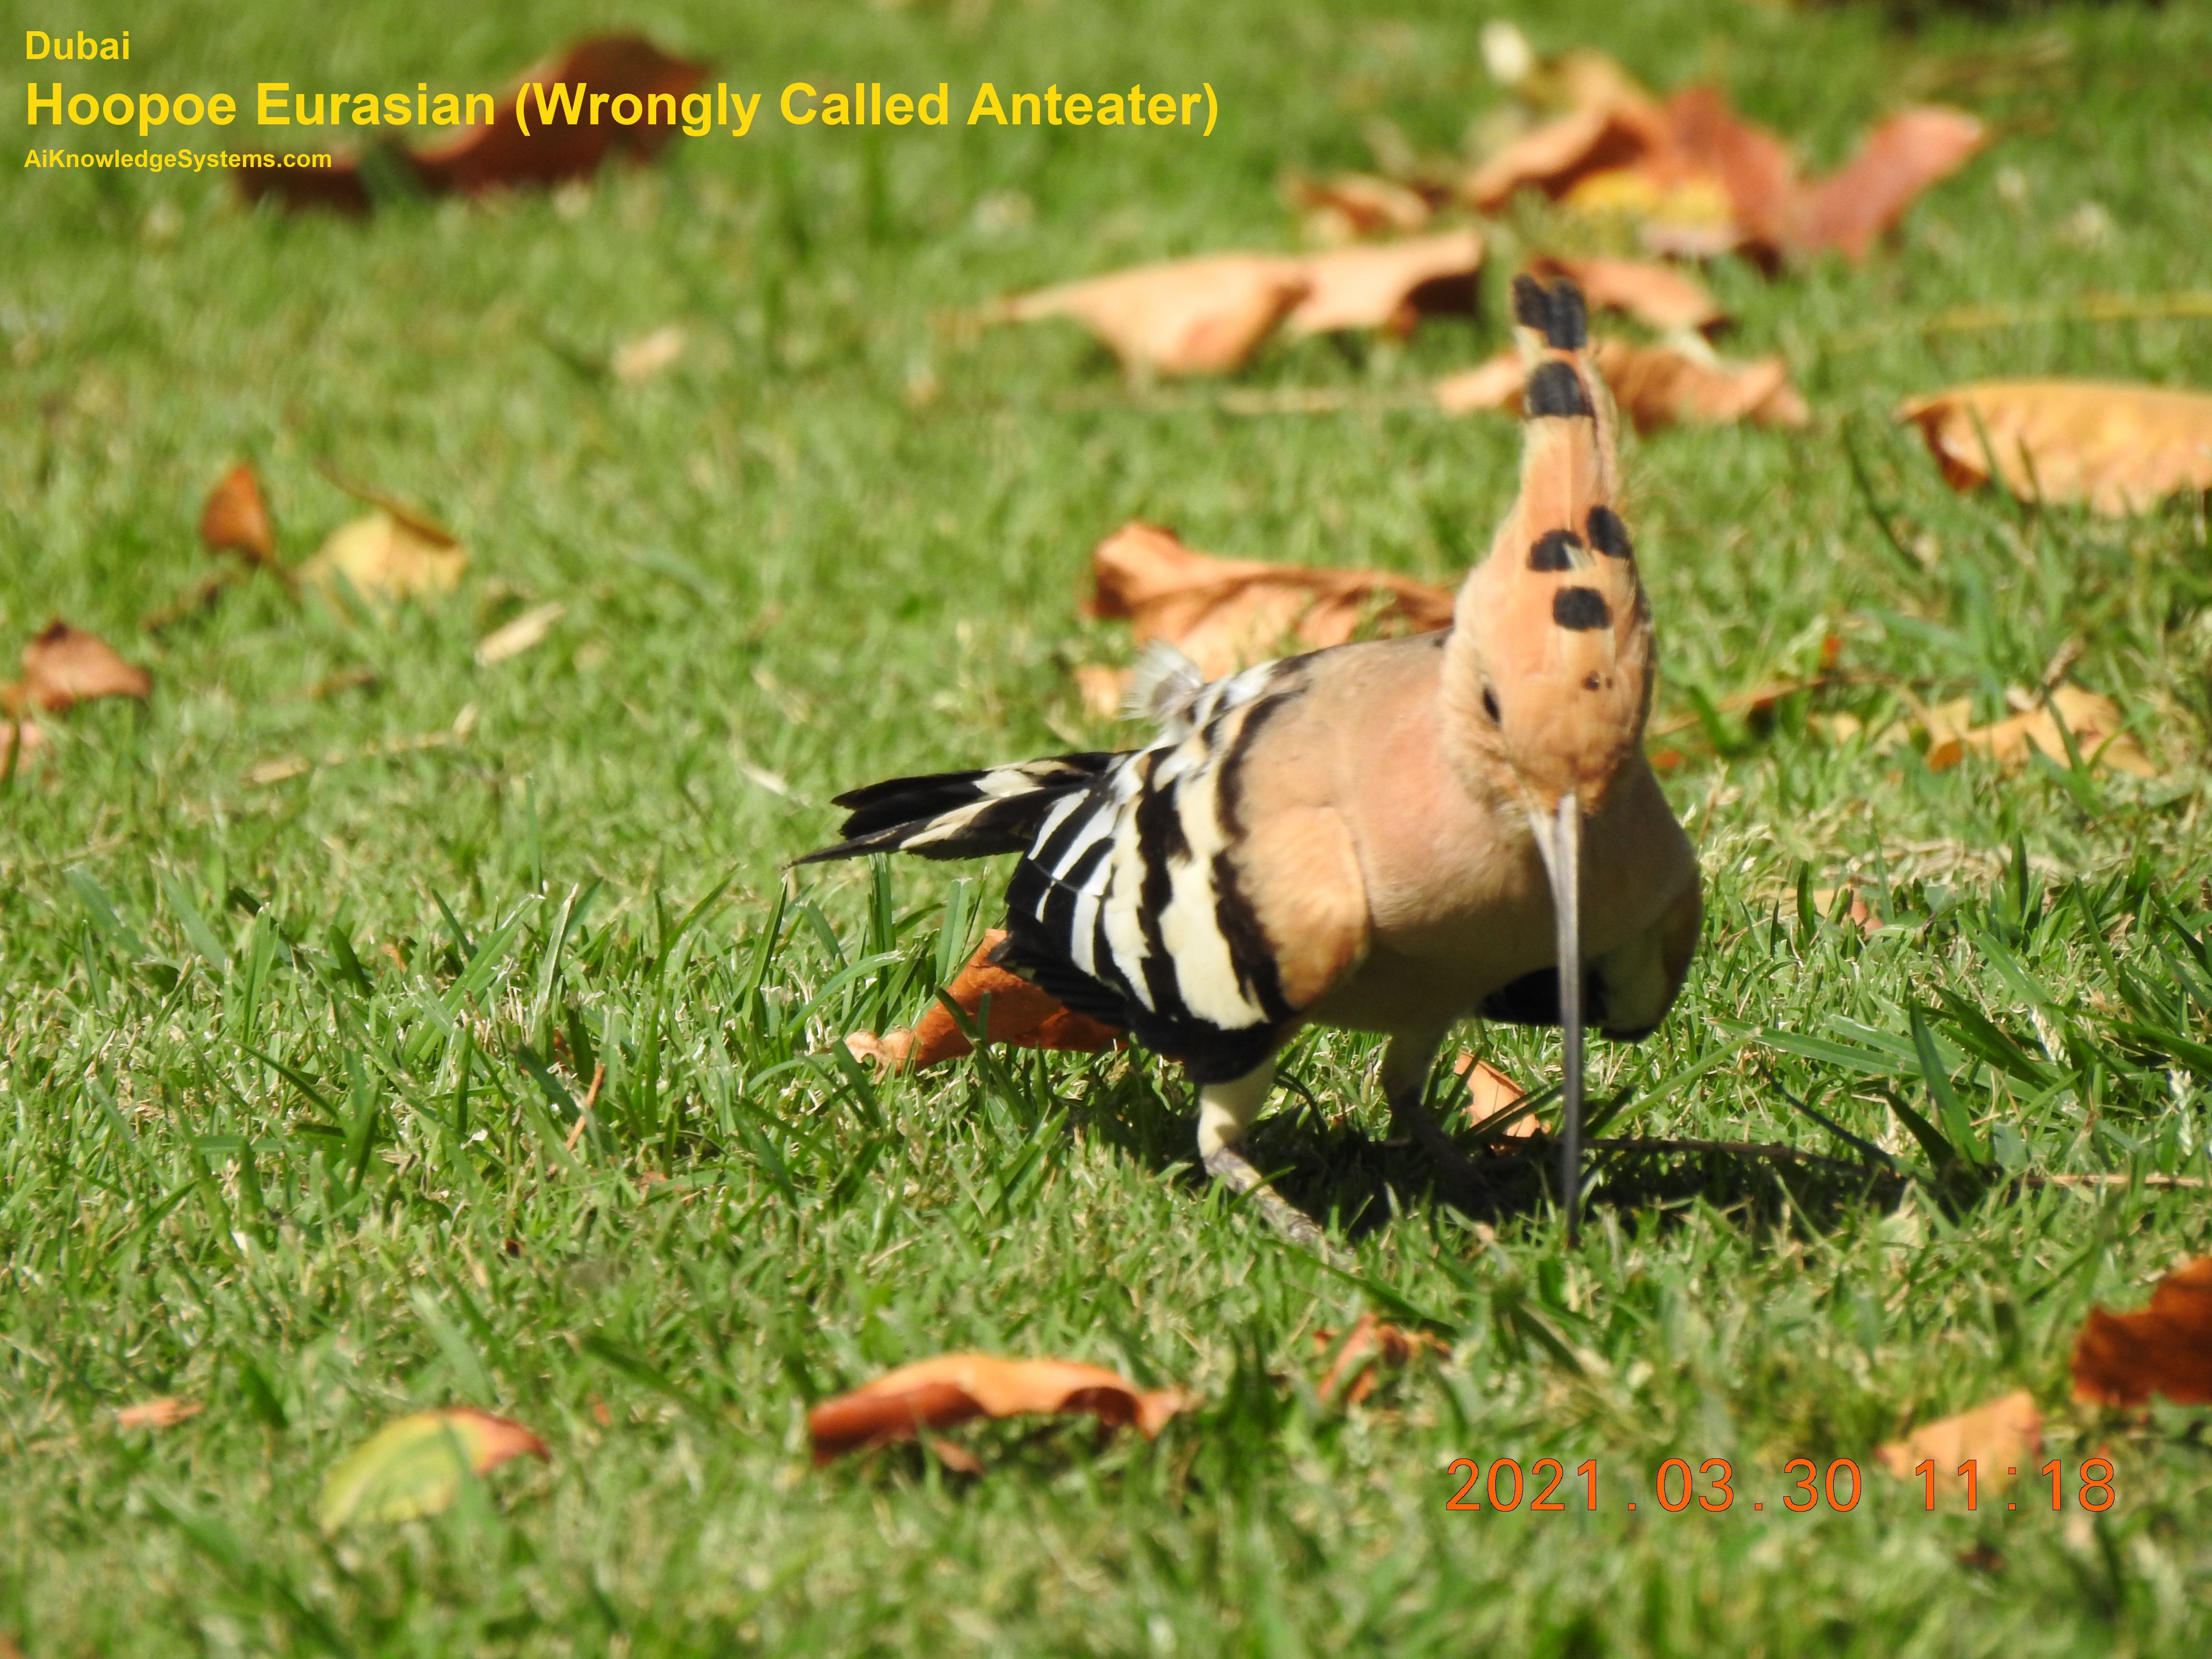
{"left": 1069, "top": 1062, "right": 1911, "bottom": 1244}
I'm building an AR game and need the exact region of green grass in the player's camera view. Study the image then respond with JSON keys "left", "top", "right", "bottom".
{"left": 7, "top": 0, "right": 2212, "bottom": 1652}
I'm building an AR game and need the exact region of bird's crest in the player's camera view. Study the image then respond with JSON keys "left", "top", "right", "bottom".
{"left": 1443, "top": 273, "right": 1653, "bottom": 811}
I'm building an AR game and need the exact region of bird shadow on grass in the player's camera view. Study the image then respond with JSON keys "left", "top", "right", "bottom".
{"left": 1064, "top": 1059, "right": 1915, "bottom": 1247}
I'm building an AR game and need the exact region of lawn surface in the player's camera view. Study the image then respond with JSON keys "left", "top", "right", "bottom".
{"left": 6, "top": 1, "right": 2212, "bottom": 1653}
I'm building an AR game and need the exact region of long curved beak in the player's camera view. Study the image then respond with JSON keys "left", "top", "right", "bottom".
{"left": 1531, "top": 793, "right": 1585, "bottom": 1247}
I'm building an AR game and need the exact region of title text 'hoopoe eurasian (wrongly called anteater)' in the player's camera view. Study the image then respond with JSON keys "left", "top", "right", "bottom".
{"left": 802, "top": 274, "right": 1701, "bottom": 1245}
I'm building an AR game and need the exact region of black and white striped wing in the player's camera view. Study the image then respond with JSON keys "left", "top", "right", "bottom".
{"left": 998, "top": 658, "right": 1311, "bottom": 1082}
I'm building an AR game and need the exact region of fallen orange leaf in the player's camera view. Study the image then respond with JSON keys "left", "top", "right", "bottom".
{"left": 2071, "top": 1257, "right": 2212, "bottom": 1407}
{"left": 1289, "top": 171, "right": 1435, "bottom": 242}
{"left": 237, "top": 34, "right": 709, "bottom": 213}
{"left": 1897, "top": 380, "right": 2212, "bottom": 515}
{"left": 1085, "top": 522, "right": 1454, "bottom": 683}
{"left": 1875, "top": 1388, "right": 2041, "bottom": 1481}
{"left": 1283, "top": 230, "right": 1484, "bottom": 337}
{"left": 1958, "top": 685, "right": 2155, "bottom": 779}
{"left": 1596, "top": 339, "right": 1810, "bottom": 432}
{"left": 1314, "top": 1313, "right": 1447, "bottom": 1405}
{"left": 845, "top": 929, "right": 1124, "bottom": 1072}
{"left": 809, "top": 1354, "right": 1191, "bottom": 1466}
{"left": 1004, "top": 255, "right": 1312, "bottom": 376}
{"left": 1465, "top": 68, "right": 1983, "bottom": 264}
{"left": 198, "top": 463, "right": 278, "bottom": 568}
{"left": 6, "top": 621, "right": 153, "bottom": 716}
{"left": 1791, "top": 108, "right": 1988, "bottom": 261}
{"left": 1002, "top": 233, "right": 1482, "bottom": 373}
{"left": 115, "top": 1396, "right": 204, "bottom": 1431}
{"left": 1434, "top": 341, "right": 1809, "bottom": 432}
{"left": 1455, "top": 1051, "right": 1539, "bottom": 1137}
{"left": 1528, "top": 253, "right": 1725, "bottom": 336}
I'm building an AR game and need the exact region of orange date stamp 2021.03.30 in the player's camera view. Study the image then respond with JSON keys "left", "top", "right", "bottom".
{"left": 1443, "top": 1456, "right": 2117, "bottom": 1515}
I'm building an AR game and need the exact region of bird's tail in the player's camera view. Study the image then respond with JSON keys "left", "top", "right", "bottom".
{"left": 796, "top": 752, "right": 1118, "bottom": 865}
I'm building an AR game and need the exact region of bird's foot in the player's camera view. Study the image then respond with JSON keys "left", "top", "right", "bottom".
{"left": 1202, "top": 1143, "right": 1336, "bottom": 1255}
{"left": 1389, "top": 1090, "right": 1495, "bottom": 1215}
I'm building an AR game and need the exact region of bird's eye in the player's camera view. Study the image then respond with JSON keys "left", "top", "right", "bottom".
{"left": 1481, "top": 686, "right": 1501, "bottom": 723}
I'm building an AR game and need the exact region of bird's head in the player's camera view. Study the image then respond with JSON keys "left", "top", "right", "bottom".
{"left": 1443, "top": 274, "right": 1653, "bottom": 826}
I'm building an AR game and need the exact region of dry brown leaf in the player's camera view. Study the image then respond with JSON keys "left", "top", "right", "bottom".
{"left": 613, "top": 326, "right": 686, "bottom": 383}
{"left": 1466, "top": 71, "right": 1982, "bottom": 264}
{"left": 1434, "top": 342, "right": 1807, "bottom": 431}
{"left": 0, "top": 721, "right": 41, "bottom": 773}
{"left": 1465, "top": 103, "right": 1664, "bottom": 213}
{"left": 302, "top": 512, "right": 468, "bottom": 610}
{"left": 8, "top": 621, "right": 153, "bottom": 715}
{"left": 475, "top": 602, "right": 567, "bottom": 666}
{"left": 809, "top": 1354, "right": 1191, "bottom": 1466}
{"left": 846, "top": 929, "right": 1124, "bottom": 1072}
{"left": 1283, "top": 230, "right": 1484, "bottom": 337}
{"left": 1005, "top": 256, "right": 1312, "bottom": 375}
{"left": 236, "top": 34, "right": 709, "bottom": 214}
{"left": 1433, "top": 351, "right": 1530, "bottom": 416}
{"left": 1087, "top": 522, "right": 1454, "bottom": 682}
{"left": 2071, "top": 1257, "right": 2212, "bottom": 1407}
{"left": 1875, "top": 1388, "right": 2041, "bottom": 1480}
{"left": 1454, "top": 1051, "right": 1539, "bottom": 1137}
{"left": 1897, "top": 380, "right": 2212, "bottom": 515}
{"left": 1791, "top": 108, "right": 1987, "bottom": 261}
{"left": 1314, "top": 1312, "right": 1447, "bottom": 1406}
{"left": 198, "top": 463, "right": 278, "bottom": 567}
{"left": 1528, "top": 253, "right": 1725, "bottom": 335}
{"left": 1811, "top": 885, "right": 1881, "bottom": 935}
{"left": 1595, "top": 340, "right": 1810, "bottom": 432}
{"left": 1289, "top": 171, "right": 1435, "bottom": 242}
{"left": 1956, "top": 685, "right": 2155, "bottom": 778}
{"left": 115, "top": 1396, "right": 203, "bottom": 1431}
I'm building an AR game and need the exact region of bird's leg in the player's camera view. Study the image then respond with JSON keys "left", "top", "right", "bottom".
{"left": 1381, "top": 1034, "right": 1493, "bottom": 1209}
{"left": 1196, "top": 1063, "right": 1329, "bottom": 1248}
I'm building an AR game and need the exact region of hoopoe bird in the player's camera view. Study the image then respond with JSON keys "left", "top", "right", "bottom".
{"left": 803, "top": 275, "right": 1700, "bottom": 1245}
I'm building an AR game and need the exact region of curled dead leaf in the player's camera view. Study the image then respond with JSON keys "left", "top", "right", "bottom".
{"left": 1289, "top": 171, "right": 1435, "bottom": 242}
{"left": 7, "top": 621, "right": 152, "bottom": 715}
{"left": 1875, "top": 1388, "right": 2040, "bottom": 1482}
{"left": 316, "top": 1408, "right": 549, "bottom": 1530}
{"left": 1464, "top": 67, "right": 1983, "bottom": 264}
{"left": 303, "top": 512, "right": 468, "bottom": 611}
{"left": 1087, "top": 522, "right": 1454, "bottom": 682}
{"left": 115, "top": 1396, "right": 203, "bottom": 1431}
{"left": 1005, "top": 256, "right": 1312, "bottom": 376}
{"left": 846, "top": 929, "right": 1123, "bottom": 1072}
{"left": 198, "top": 463, "right": 278, "bottom": 568}
{"left": 1283, "top": 230, "right": 1484, "bottom": 337}
{"left": 1434, "top": 342, "right": 1808, "bottom": 432}
{"left": 1527, "top": 254, "right": 1725, "bottom": 336}
{"left": 1897, "top": 380, "right": 2212, "bottom": 515}
{"left": 1595, "top": 340, "right": 1809, "bottom": 432}
{"left": 237, "top": 34, "right": 709, "bottom": 214}
{"left": 810, "top": 1354, "right": 1191, "bottom": 1466}
{"left": 1002, "top": 233, "right": 1481, "bottom": 374}
{"left": 1314, "top": 1312, "right": 1446, "bottom": 1406}
{"left": 2071, "top": 1257, "right": 2212, "bottom": 1407}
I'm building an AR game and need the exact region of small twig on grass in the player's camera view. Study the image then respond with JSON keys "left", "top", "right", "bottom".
{"left": 2021, "top": 1171, "right": 2206, "bottom": 1192}
{"left": 565, "top": 1062, "right": 606, "bottom": 1153}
